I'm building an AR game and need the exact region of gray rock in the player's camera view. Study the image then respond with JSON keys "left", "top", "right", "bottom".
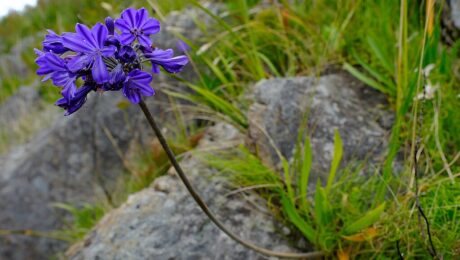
{"left": 247, "top": 73, "right": 394, "bottom": 181}
{"left": 66, "top": 123, "right": 302, "bottom": 260}
{"left": 155, "top": 2, "right": 221, "bottom": 49}
{"left": 0, "top": 92, "right": 162, "bottom": 259}
{"left": 450, "top": 0, "right": 460, "bottom": 30}
{"left": 0, "top": 6, "right": 218, "bottom": 260}
{"left": 440, "top": 1, "right": 460, "bottom": 45}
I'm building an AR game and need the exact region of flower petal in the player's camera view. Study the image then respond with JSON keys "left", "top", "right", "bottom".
{"left": 109, "top": 64, "right": 126, "bottom": 84}
{"left": 141, "top": 18, "right": 160, "bottom": 35}
{"left": 146, "top": 49, "right": 189, "bottom": 73}
{"left": 121, "top": 8, "right": 137, "bottom": 28}
{"left": 51, "top": 71, "right": 74, "bottom": 87}
{"left": 137, "top": 35, "right": 152, "bottom": 48}
{"left": 101, "top": 45, "right": 117, "bottom": 57}
{"left": 158, "top": 55, "right": 189, "bottom": 73}
{"left": 34, "top": 48, "right": 44, "bottom": 57}
{"left": 122, "top": 85, "right": 141, "bottom": 104}
{"left": 66, "top": 54, "right": 92, "bottom": 72}
{"left": 105, "top": 17, "right": 115, "bottom": 35}
{"left": 57, "top": 84, "right": 94, "bottom": 115}
{"left": 147, "top": 48, "right": 173, "bottom": 59}
{"left": 76, "top": 23, "right": 97, "bottom": 49}
{"left": 129, "top": 69, "right": 153, "bottom": 83}
{"left": 35, "top": 52, "right": 67, "bottom": 77}
{"left": 136, "top": 8, "right": 148, "bottom": 28}
{"left": 114, "top": 18, "right": 130, "bottom": 32}
{"left": 151, "top": 64, "right": 160, "bottom": 74}
{"left": 61, "top": 81, "right": 77, "bottom": 100}
{"left": 136, "top": 82, "right": 155, "bottom": 96}
{"left": 91, "top": 23, "right": 108, "bottom": 49}
{"left": 92, "top": 55, "right": 109, "bottom": 84}
{"left": 122, "top": 69, "right": 154, "bottom": 103}
{"left": 119, "top": 32, "right": 136, "bottom": 45}
{"left": 62, "top": 32, "right": 92, "bottom": 53}
{"left": 43, "top": 30, "right": 68, "bottom": 54}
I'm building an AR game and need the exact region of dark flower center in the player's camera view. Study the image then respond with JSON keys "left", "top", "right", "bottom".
{"left": 130, "top": 28, "right": 144, "bottom": 36}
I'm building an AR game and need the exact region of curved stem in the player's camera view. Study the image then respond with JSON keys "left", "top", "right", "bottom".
{"left": 139, "top": 100, "right": 323, "bottom": 259}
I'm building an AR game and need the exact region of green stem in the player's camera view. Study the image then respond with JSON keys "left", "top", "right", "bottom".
{"left": 139, "top": 100, "right": 324, "bottom": 259}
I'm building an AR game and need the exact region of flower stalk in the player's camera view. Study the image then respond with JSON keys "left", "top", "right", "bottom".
{"left": 139, "top": 100, "right": 324, "bottom": 259}
{"left": 36, "top": 6, "right": 324, "bottom": 258}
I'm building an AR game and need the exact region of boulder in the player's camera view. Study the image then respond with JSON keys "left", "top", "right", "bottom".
{"left": 247, "top": 73, "right": 394, "bottom": 181}
{"left": 66, "top": 123, "right": 302, "bottom": 260}
{"left": 0, "top": 91, "right": 163, "bottom": 259}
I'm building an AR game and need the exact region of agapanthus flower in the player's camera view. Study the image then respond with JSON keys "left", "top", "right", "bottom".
{"left": 143, "top": 48, "right": 189, "bottom": 74}
{"left": 42, "top": 30, "right": 68, "bottom": 54}
{"left": 55, "top": 84, "right": 94, "bottom": 116}
{"left": 122, "top": 69, "right": 154, "bottom": 104}
{"left": 35, "top": 49, "right": 78, "bottom": 98}
{"left": 115, "top": 8, "right": 160, "bottom": 47}
{"left": 35, "top": 7, "right": 188, "bottom": 116}
{"left": 62, "top": 23, "right": 116, "bottom": 84}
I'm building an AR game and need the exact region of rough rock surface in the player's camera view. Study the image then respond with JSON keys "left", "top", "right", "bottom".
{"left": 441, "top": 0, "right": 460, "bottom": 45}
{"left": 67, "top": 123, "right": 301, "bottom": 260}
{"left": 0, "top": 6, "right": 217, "bottom": 260}
{"left": 0, "top": 92, "right": 167, "bottom": 259}
{"left": 247, "top": 73, "right": 394, "bottom": 180}
{"left": 450, "top": 0, "right": 460, "bottom": 30}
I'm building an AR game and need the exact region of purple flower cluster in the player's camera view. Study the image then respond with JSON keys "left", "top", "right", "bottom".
{"left": 35, "top": 8, "right": 188, "bottom": 115}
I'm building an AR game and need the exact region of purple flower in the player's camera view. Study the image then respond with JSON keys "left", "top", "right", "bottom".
{"left": 35, "top": 50, "right": 77, "bottom": 98}
{"left": 122, "top": 69, "right": 154, "bottom": 103}
{"left": 105, "top": 17, "right": 120, "bottom": 47}
{"left": 144, "top": 48, "right": 188, "bottom": 74}
{"left": 103, "top": 64, "right": 126, "bottom": 91}
{"left": 36, "top": 7, "right": 188, "bottom": 115}
{"left": 105, "top": 17, "right": 115, "bottom": 35}
{"left": 55, "top": 84, "right": 94, "bottom": 115}
{"left": 117, "top": 45, "right": 137, "bottom": 63}
{"left": 43, "top": 30, "right": 68, "bottom": 54}
{"left": 115, "top": 8, "right": 160, "bottom": 47}
{"left": 62, "top": 23, "right": 116, "bottom": 84}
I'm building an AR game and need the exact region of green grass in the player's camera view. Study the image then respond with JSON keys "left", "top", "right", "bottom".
{"left": 52, "top": 203, "right": 106, "bottom": 242}
{"left": 187, "top": 1, "right": 460, "bottom": 257}
{"left": 201, "top": 140, "right": 459, "bottom": 258}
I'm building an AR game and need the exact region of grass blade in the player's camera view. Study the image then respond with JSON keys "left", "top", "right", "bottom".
{"left": 281, "top": 193, "right": 316, "bottom": 242}
{"left": 343, "top": 63, "right": 391, "bottom": 95}
{"left": 343, "top": 203, "right": 386, "bottom": 235}
{"left": 325, "top": 129, "right": 343, "bottom": 195}
{"left": 299, "top": 137, "right": 312, "bottom": 212}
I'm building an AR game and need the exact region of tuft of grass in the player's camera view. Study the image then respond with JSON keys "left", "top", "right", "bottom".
{"left": 202, "top": 131, "right": 384, "bottom": 255}
{"left": 201, "top": 141, "right": 459, "bottom": 258}
{"left": 52, "top": 203, "right": 106, "bottom": 242}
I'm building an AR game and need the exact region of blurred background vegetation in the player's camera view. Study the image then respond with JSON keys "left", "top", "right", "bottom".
{"left": 1, "top": 0, "right": 459, "bottom": 258}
